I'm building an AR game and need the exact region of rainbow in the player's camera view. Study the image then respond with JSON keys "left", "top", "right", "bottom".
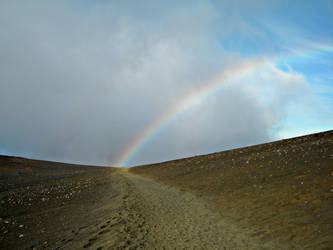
{"left": 115, "top": 42, "right": 333, "bottom": 167}
{"left": 115, "top": 57, "right": 270, "bottom": 166}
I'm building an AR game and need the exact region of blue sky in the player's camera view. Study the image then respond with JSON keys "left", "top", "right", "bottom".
{"left": 215, "top": 0, "right": 333, "bottom": 138}
{"left": 0, "top": 0, "right": 332, "bottom": 166}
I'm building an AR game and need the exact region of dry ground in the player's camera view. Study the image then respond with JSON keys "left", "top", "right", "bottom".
{"left": 0, "top": 130, "right": 332, "bottom": 249}
{"left": 130, "top": 130, "right": 333, "bottom": 249}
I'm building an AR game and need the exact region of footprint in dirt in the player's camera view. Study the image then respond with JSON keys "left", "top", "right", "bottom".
{"left": 98, "top": 229, "right": 110, "bottom": 235}
{"left": 83, "top": 237, "right": 97, "bottom": 248}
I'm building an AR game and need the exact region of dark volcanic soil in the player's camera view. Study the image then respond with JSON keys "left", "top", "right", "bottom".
{"left": 0, "top": 130, "right": 332, "bottom": 249}
{"left": 131, "top": 130, "right": 333, "bottom": 249}
{"left": 0, "top": 158, "right": 115, "bottom": 249}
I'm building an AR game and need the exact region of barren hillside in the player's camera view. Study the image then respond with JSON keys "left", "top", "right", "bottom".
{"left": 130, "top": 130, "right": 333, "bottom": 249}
{"left": 1, "top": 130, "right": 332, "bottom": 249}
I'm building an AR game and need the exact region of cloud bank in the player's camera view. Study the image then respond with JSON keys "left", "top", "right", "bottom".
{"left": 0, "top": 1, "right": 318, "bottom": 166}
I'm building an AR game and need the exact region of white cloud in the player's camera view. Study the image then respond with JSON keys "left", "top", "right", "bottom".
{"left": 0, "top": 1, "right": 320, "bottom": 166}
{"left": 130, "top": 60, "right": 315, "bottom": 165}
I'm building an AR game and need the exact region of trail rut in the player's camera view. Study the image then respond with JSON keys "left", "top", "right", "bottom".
{"left": 119, "top": 171, "right": 270, "bottom": 249}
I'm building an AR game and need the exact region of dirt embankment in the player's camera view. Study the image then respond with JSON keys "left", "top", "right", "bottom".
{"left": 0, "top": 158, "right": 143, "bottom": 249}
{"left": 2, "top": 159, "right": 256, "bottom": 249}
{"left": 1, "top": 130, "right": 332, "bottom": 249}
{"left": 130, "top": 130, "right": 333, "bottom": 249}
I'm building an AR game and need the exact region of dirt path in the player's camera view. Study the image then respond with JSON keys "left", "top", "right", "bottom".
{"left": 0, "top": 168, "right": 294, "bottom": 249}
{"left": 2, "top": 131, "right": 332, "bottom": 249}
{"left": 119, "top": 170, "right": 271, "bottom": 249}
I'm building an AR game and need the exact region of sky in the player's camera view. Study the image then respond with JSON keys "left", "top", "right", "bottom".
{"left": 0, "top": 0, "right": 332, "bottom": 167}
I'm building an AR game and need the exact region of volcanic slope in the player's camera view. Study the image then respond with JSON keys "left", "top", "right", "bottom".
{"left": 0, "top": 130, "right": 332, "bottom": 249}
{"left": 130, "top": 130, "right": 333, "bottom": 249}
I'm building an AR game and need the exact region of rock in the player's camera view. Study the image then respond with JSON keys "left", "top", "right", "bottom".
{"left": 19, "top": 234, "right": 24, "bottom": 238}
